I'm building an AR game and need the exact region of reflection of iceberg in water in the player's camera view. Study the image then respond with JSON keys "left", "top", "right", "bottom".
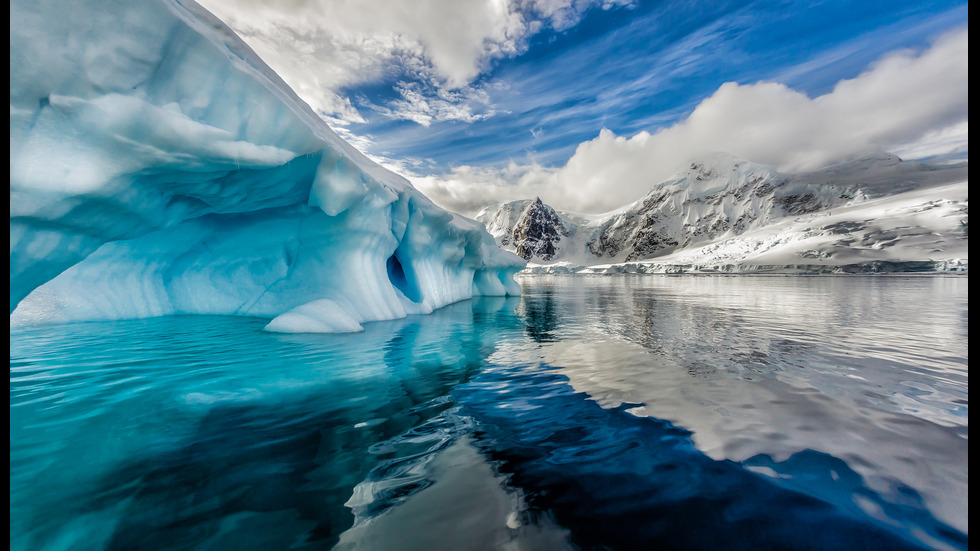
{"left": 10, "top": 297, "right": 522, "bottom": 550}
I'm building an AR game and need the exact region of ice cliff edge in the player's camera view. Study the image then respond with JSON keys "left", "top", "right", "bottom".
{"left": 10, "top": 0, "right": 524, "bottom": 331}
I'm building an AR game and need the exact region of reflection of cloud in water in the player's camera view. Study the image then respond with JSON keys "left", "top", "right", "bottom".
{"left": 337, "top": 436, "right": 574, "bottom": 551}
{"left": 456, "top": 355, "right": 966, "bottom": 550}
{"left": 512, "top": 276, "right": 968, "bottom": 536}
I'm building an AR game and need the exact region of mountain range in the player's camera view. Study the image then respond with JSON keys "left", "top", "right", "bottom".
{"left": 475, "top": 152, "right": 968, "bottom": 274}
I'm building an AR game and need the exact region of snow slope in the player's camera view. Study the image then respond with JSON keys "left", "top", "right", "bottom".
{"left": 9, "top": 0, "right": 524, "bottom": 331}
{"left": 477, "top": 153, "right": 967, "bottom": 274}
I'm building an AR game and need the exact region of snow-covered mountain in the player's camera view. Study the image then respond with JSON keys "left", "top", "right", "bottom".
{"left": 476, "top": 152, "right": 968, "bottom": 273}
{"left": 9, "top": 0, "right": 524, "bottom": 332}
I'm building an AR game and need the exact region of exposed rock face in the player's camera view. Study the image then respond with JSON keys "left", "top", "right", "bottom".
{"left": 511, "top": 198, "right": 570, "bottom": 260}
{"left": 582, "top": 159, "right": 797, "bottom": 262}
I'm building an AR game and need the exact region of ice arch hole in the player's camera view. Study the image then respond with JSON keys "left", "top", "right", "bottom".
{"left": 386, "top": 253, "right": 422, "bottom": 303}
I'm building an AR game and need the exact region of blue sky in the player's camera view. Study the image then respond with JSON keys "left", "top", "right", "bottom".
{"left": 343, "top": 0, "right": 966, "bottom": 168}
{"left": 200, "top": 0, "right": 968, "bottom": 214}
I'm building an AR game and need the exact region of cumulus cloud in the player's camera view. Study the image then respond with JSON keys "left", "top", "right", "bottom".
{"left": 197, "top": 0, "right": 632, "bottom": 124}
{"left": 413, "top": 26, "right": 968, "bottom": 215}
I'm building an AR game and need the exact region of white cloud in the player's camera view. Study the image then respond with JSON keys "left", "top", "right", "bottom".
{"left": 196, "top": 0, "right": 630, "bottom": 124}
{"left": 413, "top": 26, "right": 968, "bottom": 215}
{"left": 887, "top": 121, "right": 968, "bottom": 161}
{"left": 410, "top": 162, "right": 559, "bottom": 217}
{"left": 365, "top": 81, "right": 500, "bottom": 127}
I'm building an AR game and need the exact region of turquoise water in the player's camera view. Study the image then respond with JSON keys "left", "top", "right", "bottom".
{"left": 10, "top": 275, "right": 968, "bottom": 550}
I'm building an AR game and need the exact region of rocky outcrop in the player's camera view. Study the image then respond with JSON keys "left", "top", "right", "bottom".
{"left": 511, "top": 198, "right": 570, "bottom": 260}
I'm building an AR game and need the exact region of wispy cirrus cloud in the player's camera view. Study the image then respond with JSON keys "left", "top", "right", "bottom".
{"left": 360, "top": 81, "right": 501, "bottom": 127}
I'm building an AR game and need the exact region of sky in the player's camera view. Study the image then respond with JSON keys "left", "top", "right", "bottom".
{"left": 197, "top": 0, "right": 969, "bottom": 216}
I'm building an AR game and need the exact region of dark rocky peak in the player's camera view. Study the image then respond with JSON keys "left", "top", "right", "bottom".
{"left": 511, "top": 197, "right": 569, "bottom": 261}
{"left": 516, "top": 198, "right": 563, "bottom": 230}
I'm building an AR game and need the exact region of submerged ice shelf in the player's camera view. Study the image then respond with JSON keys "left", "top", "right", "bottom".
{"left": 9, "top": 0, "right": 524, "bottom": 331}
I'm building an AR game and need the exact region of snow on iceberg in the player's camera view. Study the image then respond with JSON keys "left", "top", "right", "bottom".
{"left": 9, "top": 0, "right": 524, "bottom": 331}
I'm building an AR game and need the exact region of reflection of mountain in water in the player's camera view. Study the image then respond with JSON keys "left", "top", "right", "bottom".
{"left": 517, "top": 284, "right": 560, "bottom": 343}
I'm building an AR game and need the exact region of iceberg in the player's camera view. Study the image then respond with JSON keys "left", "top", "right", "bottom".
{"left": 9, "top": 0, "right": 524, "bottom": 331}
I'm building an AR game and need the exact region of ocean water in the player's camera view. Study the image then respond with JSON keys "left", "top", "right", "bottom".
{"left": 10, "top": 275, "right": 968, "bottom": 551}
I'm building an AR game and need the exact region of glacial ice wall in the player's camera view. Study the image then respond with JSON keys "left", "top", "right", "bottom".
{"left": 9, "top": 0, "right": 523, "bottom": 331}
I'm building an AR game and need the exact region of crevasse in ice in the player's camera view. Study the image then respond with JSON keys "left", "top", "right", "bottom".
{"left": 9, "top": 0, "right": 524, "bottom": 332}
